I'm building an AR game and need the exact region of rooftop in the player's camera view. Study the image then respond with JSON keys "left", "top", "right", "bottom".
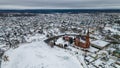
{"left": 91, "top": 40, "right": 109, "bottom": 47}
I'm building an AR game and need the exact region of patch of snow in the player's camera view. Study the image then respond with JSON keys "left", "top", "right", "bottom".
{"left": 26, "top": 34, "right": 46, "bottom": 42}
{"left": 1, "top": 39, "right": 82, "bottom": 68}
{"left": 0, "top": 44, "right": 6, "bottom": 48}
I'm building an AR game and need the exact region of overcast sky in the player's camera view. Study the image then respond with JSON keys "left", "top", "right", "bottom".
{"left": 0, "top": 0, "right": 120, "bottom": 9}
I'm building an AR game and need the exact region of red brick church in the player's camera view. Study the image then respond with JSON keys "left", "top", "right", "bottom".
{"left": 74, "top": 30, "right": 90, "bottom": 48}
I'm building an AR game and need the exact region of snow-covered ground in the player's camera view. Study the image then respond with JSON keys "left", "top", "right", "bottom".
{"left": 104, "top": 27, "right": 120, "bottom": 35}
{"left": 1, "top": 35, "right": 83, "bottom": 68}
{"left": 0, "top": 13, "right": 120, "bottom": 68}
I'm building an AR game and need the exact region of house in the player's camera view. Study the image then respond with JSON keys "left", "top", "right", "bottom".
{"left": 116, "top": 59, "right": 120, "bottom": 66}
{"left": 113, "top": 50, "right": 120, "bottom": 58}
{"left": 55, "top": 37, "right": 69, "bottom": 48}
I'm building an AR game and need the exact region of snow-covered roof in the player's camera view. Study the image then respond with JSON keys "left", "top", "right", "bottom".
{"left": 91, "top": 40, "right": 109, "bottom": 47}
{"left": 55, "top": 37, "right": 64, "bottom": 44}
{"left": 87, "top": 46, "right": 99, "bottom": 52}
{"left": 0, "top": 44, "right": 6, "bottom": 48}
{"left": 93, "top": 59, "right": 103, "bottom": 67}
{"left": 55, "top": 37, "right": 69, "bottom": 45}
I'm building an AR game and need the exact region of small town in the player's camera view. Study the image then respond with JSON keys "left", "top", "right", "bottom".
{"left": 0, "top": 13, "right": 120, "bottom": 68}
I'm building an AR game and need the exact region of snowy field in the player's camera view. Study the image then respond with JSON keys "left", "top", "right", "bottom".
{"left": 1, "top": 35, "right": 83, "bottom": 68}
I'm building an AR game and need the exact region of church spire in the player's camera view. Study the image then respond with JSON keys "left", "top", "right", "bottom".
{"left": 85, "top": 29, "right": 90, "bottom": 48}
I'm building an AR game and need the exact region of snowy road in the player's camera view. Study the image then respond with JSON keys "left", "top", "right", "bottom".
{"left": 1, "top": 39, "right": 83, "bottom": 68}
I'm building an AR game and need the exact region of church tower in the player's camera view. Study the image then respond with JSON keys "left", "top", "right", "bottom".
{"left": 85, "top": 30, "right": 90, "bottom": 48}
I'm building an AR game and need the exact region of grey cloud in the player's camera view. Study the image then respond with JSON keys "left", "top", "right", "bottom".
{"left": 0, "top": 0, "right": 120, "bottom": 9}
